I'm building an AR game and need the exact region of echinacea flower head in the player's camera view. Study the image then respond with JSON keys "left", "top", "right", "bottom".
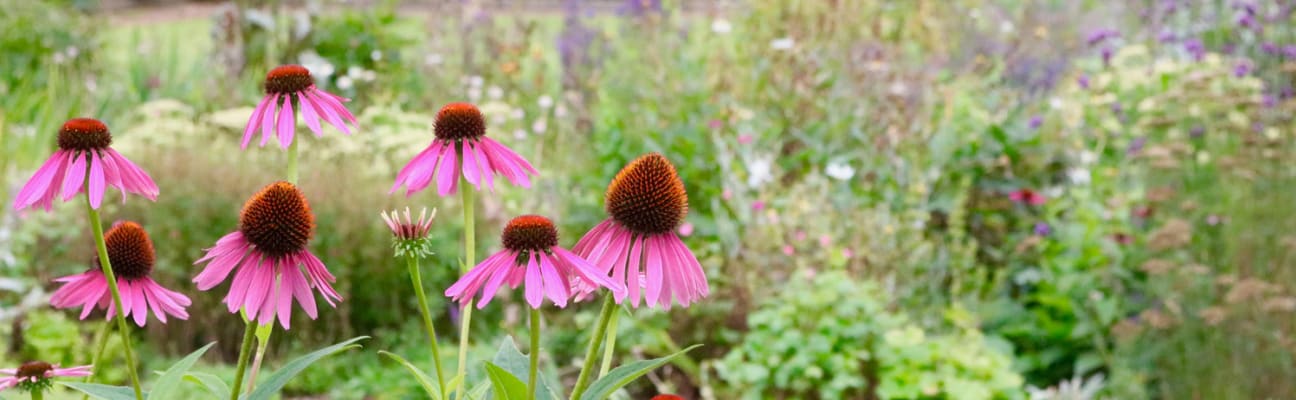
{"left": 1009, "top": 188, "right": 1047, "bottom": 206}
{"left": 50, "top": 221, "right": 191, "bottom": 326}
{"left": 382, "top": 207, "right": 437, "bottom": 258}
{"left": 573, "top": 153, "right": 710, "bottom": 309}
{"left": 445, "top": 215, "right": 625, "bottom": 309}
{"left": 193, "top": 181, "right": 342, "bottom": 329}
{"left": 242, "top": 65, "right": 357, "bottom": 150}
{"left": 390, "top": 102, "right": 538, "bottom": 197}
{"left": 12, "top": 118, "right": 158, "bottom": 211}
{"left": 0, "top": 361, "right": 91, "bottom": 392}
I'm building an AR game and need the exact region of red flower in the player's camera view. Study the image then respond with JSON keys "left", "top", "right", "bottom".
{"left": 1008, "top": 188, "right": 1046, "bottom": 206}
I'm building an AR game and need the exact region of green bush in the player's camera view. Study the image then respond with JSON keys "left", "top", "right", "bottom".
{"left": 718, "top": 271, "right": 1023, "bottom": 399}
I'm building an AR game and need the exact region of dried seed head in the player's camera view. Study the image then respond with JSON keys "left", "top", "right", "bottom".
{"left": 263, "top": 65, "right": 315, "bottom": 94}
{"left": 56, "top": 118, "right": 112, "bottom": 151}
{"left": 605, "top": 153, "right": 689, "bottom": 235}
{"left": 98, "top": 221, "right": 156, "bottom": 280}
{"left": 15, "top": 361, "right": 52, "bottom": 380}
{"left": 501, "top": 215, "right": 558, "bottom": 252}
{"left": 239, "top": 182, "right": 315, "bottom": 257}
{"left": 433, "top": 102, "right": 486, "bottom": 141}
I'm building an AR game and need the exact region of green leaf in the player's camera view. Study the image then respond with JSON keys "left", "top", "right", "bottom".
{"left": 58, "top": 382, "right": 144, "bottom": 400}
{"left": 245, "top": 336, "right": 369, "bottom": 400}
{"left": 490, "top": 336, "right": 560, "bottom": 400}
{"left": 579, "top": 344, "right": 702, "bottom": 400}
{"left": 379, "top": 350, "right": 442, "bottom": 400}
{"left": 468, "top": 379, "right": 491, "bottom": 400}
{"left": 483, "top": 361, "right": 528, "bottom": 400}
{"left": 184, "top": 371, "right": 231, "bottom": 400}
{"left": 150, "top": 342, "right": 216, "bottom": 399}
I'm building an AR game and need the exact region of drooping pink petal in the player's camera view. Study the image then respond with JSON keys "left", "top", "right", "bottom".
{"left": 260, "top": 94, "right": 279, "bottom": 147}
{"left": 461, "top": 141, "right": 481, "bottom": 189}
{"left": 299, "top": 250, "right": 342, "bottom": 306}
{"left": 194, "top": 232, "right": 250, "bottom": 289}
{"left": 104, "top": 149, "right": 158, "bottom": 200}
{"left": 572, "top": 219, "right": 614, "bottom": 260}
{"left": 13, "top": 150, "right": 68, "bottom": 210}
{"left": 468, "top": 252, "right": 513, "bottom": 308}
{"left": 435, "top": 143, "right": 459, "bottom": 197}
{"left": 284, "top": 263, "right": 317, "bottom": 320}
{"left": 277, "top": 97, "right": 296, "bottom": 149}
{"left": 555, "top": 247, "right": 625, "bottom": 298}
{"left": 394, "top": 140, "right": 444, "bottom": 197}
{"left": 87, "top": 151, "right": 106, "bottom": 209}
{"left": 298, "top": 93, "right": 324, "bottom": 137}
{"left": 224, "top": 254, "right": 260, "bottom": 314}
{"left": 644, "top": 236, "right": 665, "bottom": 307}
{"left": 538, "top": 253, "right": 569, "bottom": 308}
{"left": 243, "top": 257, "right": 275, "bottom": 318}
{"left": 523, "top": 253, "right": 544, "bottom": 309}
{"left": 243, "top": 96, "right": 273, "bottom": 149}
{"left": 128, "top": 280, "right": 149, "bottom": 326}
{"left": 96, "top": 149, "right": 126, "bottom": 203}
{"left": 258, "top": 266, "right": 281, "bottom": 327}
{"left": 60, "top": 151, "right": 87, "bottom": 201}
{"left": 625, "top": 236, "right": 644, "bottom": 308}
{"left": 305, "top": 89, "right": 350, "bottom": 135}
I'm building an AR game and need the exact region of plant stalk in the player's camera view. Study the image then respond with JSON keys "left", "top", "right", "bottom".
{"left": 597, "top": 310, "right": 620, "bottom": 378}
{"left": 229, "top": 322, "right": 257, "bottom": 400}
{"left": 85, "top": 195, "right": 143, "bottom": 400}
{"left": 408, "top": 256, "right": 448, "bottom": 397}
{"left": 529, "top": 308, "right": 541, "bottom": 400}
{"left": 569, "top": 294, "right": 616, "bottom": 400}
{"left": 454, "top": 174, "right": 477, "bottom": 399}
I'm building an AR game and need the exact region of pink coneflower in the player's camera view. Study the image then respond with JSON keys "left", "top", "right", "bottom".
{"left": 0, "top": 361, "right": 91, "bottom": 392}
{"left": 1008, "top": 188, "right": 1047, "bottom": 206}
{"left": 193, "top": 181, "right": 342, "bottom": 329}
{"left": 446, "top": 215, "right": 625, "bottom": 309}
{"left": 573, "top": 153, "right": 710, "bottom": 309}
{"left": 390, "top": 103, "right": 538, "bottom": 197}
{"left": 12, "top": 118, "right": 158, "bottom": 211}
{"left": 242, "top": 65, "right": 357, "bottom": 149}
{"left": 50, "top": 221, "right": 190, "bottom": 326}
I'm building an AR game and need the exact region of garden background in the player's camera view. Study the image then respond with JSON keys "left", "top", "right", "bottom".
{"left": 2, "top": 0, "right": 1296, "bottom": 398}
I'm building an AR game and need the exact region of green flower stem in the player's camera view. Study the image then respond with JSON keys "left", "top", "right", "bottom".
{"left": 408, "top": 256, "right": 448, "bottom": 397}
{"left": 454, "top": 178, "right": 476, "bottom": 400}
{"left": 285, "top": 138, "right": 299, "bottom": 184}
{"left": 85, "top": 196, "right": 143, "bottom": 400}
{"left": 229, "top": 322, "right": 257, "bottom": 400}
{"left": 30, "top": 387, "right": 43, "bottom": 400}
{"left": 245, "top": 322, "right": 273, "bottom": 396}
{"left": 597, "top": 309, "right": 620, "bottom": 378}
{"left": 569, "top": 294, "right": 616, "bottom": 400}
{"left": 80, "top": 321, "right": 112, "bottom": 400}
{"left": 528, "top": 308, "right": 541, "bottom": 400}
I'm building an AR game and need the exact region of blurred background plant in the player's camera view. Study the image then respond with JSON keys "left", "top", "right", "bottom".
{"left": 2, "top": 0, "right": 1295, "bottom": 399}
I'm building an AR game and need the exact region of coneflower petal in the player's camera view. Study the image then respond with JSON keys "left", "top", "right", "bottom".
{"left": 245, "top": 258, "right": 275, "bottom": 316}
{"left": 277, "top": 275, "right": 295, "bottom": 329}
{"left": 88, "top": 151, "right": 105, "bottom": 209}
{"left": 243, "top": 97, "right": 271, "bottom": 149}
{"left": 60, "top": 151, "right": 87, "bottom": 201}
{"left": 277, "top": 99, "right": 295, "bottom": 149}
{"left": 306, "top": 89, "right": 350, "bottom": 135}
{"left": 258, "top": 275, "right": 280, "bottom": 327}
{"left": 473, "top": 253, "right": 512, "bottom": 309}
{"left": 260, "top": 94, "right": 279, "bottom": 147}
{"left": 538, "top": 254, "right": 568, "bottom": 308}
{"left": 224, "top": 255, "right": 258, "bottom": 313}
{"left": 645, "top": 237, "right": 665, "bottom": 307}
{"left": 471, "top": 141, "right": 495, "bottom": 190}
{"left": 524, "top": 254, "right": 544, "bottom": 309}
{"left": 13, "top": 150, "right": 66, "bottom": 209}
{"left": 462, "top": 142, "right": 481, "bottom": 189}
{"left": 130, "top": 281, "right": 150, "bottom": 326}
{"left": 97, "top": 150, "right": 126, "bottom": 203}
{"left": 626, "top": 237, "right": 644, "bottom": 307}
{"left": 285, "top": 264, "right": 316, "bottom": 319}
{"left": 298, "top": 93, "right": 323, "bottom": 137}
{"left": 435, "top": 146, "right": 458, "bottom": 197}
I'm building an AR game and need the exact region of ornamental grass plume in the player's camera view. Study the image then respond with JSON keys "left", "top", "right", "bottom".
{"left": 242, "top": 65, "right": 357, "bottom": 149}
{"left": 446, "top": 215, "right": 625, "bottom": 309}
{"left": 193, "top": 181, "right": 342, "bottom": 329}
{"left": 390, "top": 102, "right": 538, "bottom": 197}
{"left": 12, "top": 118, "right": 158, "bottom": 211}
{"left": 49, "top": 221, "right": 191, "bottom": 326}
{"left": 573, "top": 153, "right": 709, "bottom": 309}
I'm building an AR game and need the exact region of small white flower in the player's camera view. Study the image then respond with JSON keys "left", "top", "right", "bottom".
{"left": 746, "top": 155, "right": 774, "bottom": 188}
{"left": 370, "top": 50, "right": 383, "bottom": 62}
{"left": 1067, "top": 167, "right": 1091, "bottom": 185}
{"left": 337, "top": 76, "right": 354, "bottom": 90}
{"left": 510, "top": 108, "right": 525, "bottom": 120}
{"left": 825, "top": 161, "right": 855, "bottom": 181}
{"left": 711, "top": 18, "right": 732, "bottom": 34}
{"left": 537, "top": 95, "right": 553, "bottom": 109}
{"left": 298, "top": 51, "right": 335, "bottom": 80}
{"left": 770, "top": 37, "right": 795, "bottom": 51}
{"left": 65, "top": 46, "right": 79, "bottom": 59}
{"left": 467, "top": 87, "right": 482, "bottom": 102}
{"left": 424, "top": 53, "right": 443, "bottom": 66}
{"left": 1078, "top": 150, "right": 1098, "bottom": 165}
{"left": 1049, "top": 97, "right": 1064, "bottom": 110}
{"left": 513, "top": 129, "right": 528, "bottom": 140}
{"left": 468, "top": 75, "right": 485, "bottom": 88}
{"left": 487, "top": 86, "right": 504, "bottom": 100}
{"left": 532, "top": 118, "right": 548, "bottom": 135}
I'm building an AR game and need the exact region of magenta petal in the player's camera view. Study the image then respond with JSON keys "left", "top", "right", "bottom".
{"left": 435, "top": 143, "right": 459, "bottom": 197}
{"left": 128, "top": 281, "right": 149, "bottom": 326}
{"left": 538, "top": 253, "right": 569, "bottom": 308}
{"left": 524, "top": 253, "right": 544, "bottom": 309}
{"left": 469, "top": 252, "right": 512, "bottom": 308}
{"left": 461, "top": 141, "right": 481, "bottom": 189}
{"left": 306, "top": 89, "right": 350, "bottom": 134}
{"left": 244, "top": 97, "right": 272, "bottom": 149}
{"left": 299, "top": 93, "right": 324, "bottom": 137}
{"left": 105, "top": 149, "right": 159, "bottom": 200}
{"left": 13, "top": 150, "right": 67, "bottom": 210}
{"left": 644, "top": 236, "right": 666, "bottom": 307}
{"left": 260, "top": 94, "right": 279, "bottom": 147}
{"left": 285, "top": 263, "right": 317, "bottom": 319}
{"left": 96, "top": 150, "right": 126, "bottom": 203}
{"left": 60, "top": 151, "right": 87, "bottom": 201}
{"left": 87, "top": 151, "right": 106, "bottom": 209}
{"left": 277, "top": 97, "right": 296, "bottom": 149}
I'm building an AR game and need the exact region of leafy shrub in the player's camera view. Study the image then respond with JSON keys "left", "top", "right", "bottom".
{"left": 718, "top": 271, "right": 1023, "bottom": 399}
